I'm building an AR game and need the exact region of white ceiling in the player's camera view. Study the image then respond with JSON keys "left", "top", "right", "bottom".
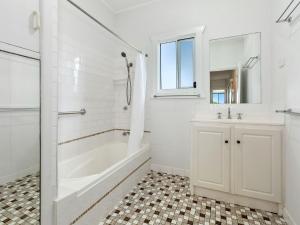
{"left": 102, "top": 0, "right": 157, "bottom": 14}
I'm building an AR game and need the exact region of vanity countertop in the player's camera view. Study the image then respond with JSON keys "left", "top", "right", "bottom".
{"left": 191, "top": 116, "right": 285, "bottom": 126}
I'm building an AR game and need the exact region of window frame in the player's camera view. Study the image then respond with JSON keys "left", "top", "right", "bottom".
{"left": 212, "top": 90, "right": 225, "bottom": 104}
{"left": 152, "top": 27, "right": 205, "bottom": 98}
{"left": 159, "top": 37, "right": 195, "bottom": 90}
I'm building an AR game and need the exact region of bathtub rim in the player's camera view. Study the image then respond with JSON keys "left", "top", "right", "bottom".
{"left": 56, "top": 143, "right": 150, "bottom": 200}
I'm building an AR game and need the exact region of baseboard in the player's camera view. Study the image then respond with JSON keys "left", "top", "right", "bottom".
{"left": 283, "top": 207, "right": 297, "bottom": 225}
{"left": 151, "top": 164, "right": 190, "bottom": 177}
{"left": 0, "top": 165, "right": 39, "bottom": 185}
{"left": 193, "top": 185, "right": 280, "bottom": 213}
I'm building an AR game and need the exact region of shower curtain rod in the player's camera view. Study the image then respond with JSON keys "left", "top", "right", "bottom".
{"left": 67, "top": 0, "right": 148, "bottom": 57}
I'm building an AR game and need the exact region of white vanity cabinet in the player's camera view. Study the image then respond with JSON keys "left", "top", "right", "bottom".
{"left": 0, "top": 0, "right": 40, "bottom": 52}
{"left": 191, "top": 120, "right": 283, "bottom": 212}
{"left": 233, "top": 127, "right": 282, "bottom": 202}
{"left": 191, "top": 125, "right": 231, "bottom": 193}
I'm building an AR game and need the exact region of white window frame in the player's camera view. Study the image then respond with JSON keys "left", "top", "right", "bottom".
{"left": 152, "top": 26, "right": 205, "bottom": 98}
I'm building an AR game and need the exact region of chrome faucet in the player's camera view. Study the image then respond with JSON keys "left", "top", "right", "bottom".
{"left": 227, "top": 107, "right": 232, "bottom": 119}
{"left": 237, "top": 113, "right": 243, "bottom": 120}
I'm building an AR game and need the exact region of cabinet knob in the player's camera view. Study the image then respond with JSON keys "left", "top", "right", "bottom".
{"left": 225, "top": 140, "right": 229, "bottom": 144}
{"left": 237, "top": 140, "right": 241, "bottom": 144}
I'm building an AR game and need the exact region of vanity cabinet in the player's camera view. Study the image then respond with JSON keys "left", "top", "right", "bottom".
{"left": 191, "top": 125, "right": 230, "bottom": 193}
{"left": 191, "top": 121, "right": 283, "bottom": 212}
{"left": 233, "top": 127, "right": 282, "bottom": 202}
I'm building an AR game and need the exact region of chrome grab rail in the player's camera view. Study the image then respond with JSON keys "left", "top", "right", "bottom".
{"left": 0, "top": 107, "right": 40, "bottom": 112}
{"left": 58, "top": 108, "right": 86, "bottom": 116}
{"left": 276, "top": 109, "right": 300, "bottom": 116}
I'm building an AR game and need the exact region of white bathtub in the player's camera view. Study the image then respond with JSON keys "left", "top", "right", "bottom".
{"left": 55, "top": 140, "right": 151, "bottom": 225}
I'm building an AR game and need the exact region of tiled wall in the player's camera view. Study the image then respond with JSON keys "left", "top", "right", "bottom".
{"left": 113, "top": 56, "right": 151, "bottom": 132}
{"left": 57, "top": 0, "right": 152, "bottom": 148}
{"left": 58, "top": 0, "right": 117, "bottom": 144}
{"left": 0, "top": 53, "right": 40, "bottom": 185}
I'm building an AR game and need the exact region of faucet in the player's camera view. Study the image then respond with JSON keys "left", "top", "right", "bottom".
{"left": 217, "top": 112, "right": 222, "bottom": 119}
{"left": 237, "top": 113, "right": 243, "bottom": 120}
{"left": 227, "top": 107, "right": 232, "bottom": 119}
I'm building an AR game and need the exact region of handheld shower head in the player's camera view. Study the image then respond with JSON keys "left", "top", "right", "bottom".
{"left": 121, "top": 52, "right": 133, "bottom": 68}
{"left": 121, "top": 51, "right": 133, "bottom": 106}
{"left": 121, "top": 52, "right": 127, "bottom": 58}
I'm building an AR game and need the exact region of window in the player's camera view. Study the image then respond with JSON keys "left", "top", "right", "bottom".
{"left": 153, "top": 26, "right": 205, "bottom": 97}
{"left": 212, "top": 90, "right": 225, "bottom": 104}
{"left": 160, "top": 37, "right": 195, "bottom": 90}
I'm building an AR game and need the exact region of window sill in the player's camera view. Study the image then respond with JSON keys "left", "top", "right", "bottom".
{"left": 151, "top": 93, "right": 201, "bottom": 99}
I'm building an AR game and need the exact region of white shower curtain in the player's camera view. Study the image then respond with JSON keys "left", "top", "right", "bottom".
{"left": 128, "top": 53, "right": 147, "bottom": 155}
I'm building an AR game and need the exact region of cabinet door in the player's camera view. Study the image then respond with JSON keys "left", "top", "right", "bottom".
{"left": 0, "top": 0, "right": 39, "bottom": 52}
{"left": 191, "top": 125, "right": 231, "bottom": 192}
{"left": 234, "top": 127, "right": 281, "bottom": 202}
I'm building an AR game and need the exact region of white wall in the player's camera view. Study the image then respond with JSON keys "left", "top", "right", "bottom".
{"left": 271, "top": 0, "right": 300, "bottom": 224}
{"left": 115, "top": 0, "right": 277, "bottom": 173}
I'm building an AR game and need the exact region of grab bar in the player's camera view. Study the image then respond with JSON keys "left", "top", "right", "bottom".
{"left": 0, "top": 107, "right": 40, "bottom": 112}
{"left": 58, "top": 108, "right": 86, "bottom": 116}
{"left": 276, "top": 108, "right": 300, "bottom": 116}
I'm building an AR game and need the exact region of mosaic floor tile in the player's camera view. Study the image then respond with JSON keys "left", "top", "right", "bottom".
{"left": 103, "top": 171, "right": 287, "bottom": 225}
{"left": 0, "top": 174, "right": 40, "bottom": 225}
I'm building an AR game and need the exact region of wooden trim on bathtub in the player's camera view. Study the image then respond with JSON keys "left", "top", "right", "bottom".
{"left": 69, "top": 157, "right": 151, "bottom": 225}
{"left": 58, "top": 128, "right": 151, "bottom": 146}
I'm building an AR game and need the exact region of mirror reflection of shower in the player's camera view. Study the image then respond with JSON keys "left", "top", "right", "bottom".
{"left": 121, "top": 52, "right": 133, "bottom": 106}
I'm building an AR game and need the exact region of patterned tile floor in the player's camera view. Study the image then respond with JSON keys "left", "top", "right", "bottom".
{"left": 0, "top": 174, "right": 40, "bottom": 225}
{"left": 103, "top": 171, "right": 287, "bottom": 225}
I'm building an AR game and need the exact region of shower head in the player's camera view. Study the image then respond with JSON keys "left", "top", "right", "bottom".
{"left": 121, "top": 52, "right": 133, "bottom": 68}
{"left": 121, "top": 52, "right": 127, "bottom": 58}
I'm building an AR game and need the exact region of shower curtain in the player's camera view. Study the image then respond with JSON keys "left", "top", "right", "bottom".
{"left": 128, "top": 53, "right": 147, "bottom": 155}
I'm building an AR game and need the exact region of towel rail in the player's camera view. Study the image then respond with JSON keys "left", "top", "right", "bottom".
{"left": 153, "top": 94, "right": 200, "bottom": 98}
{"left": 276, "top": 109, "right": 300, "bottom": 116}
{"left": 0, "top": 107, "right": 39, "bottom": 112}
{"left": 58, "top": 108, "right": 86, "bottom": 116}
{"left": 276, "top": 0, "right": 300, "bottom": 23}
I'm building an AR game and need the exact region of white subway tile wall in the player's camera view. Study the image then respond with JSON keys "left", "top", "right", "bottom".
{"left": 57, "top": 1, "right": 149, "bottom": 149}
{"left": 58, "top": 0, "right": 117, "bottom": 144}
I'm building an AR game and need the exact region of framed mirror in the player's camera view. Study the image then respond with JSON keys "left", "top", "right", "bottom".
{"left": 209, "top": 32, "right": 261, "bottom": 104}
{"left": 0, "top": 50, "right": 40, "bottom": 224}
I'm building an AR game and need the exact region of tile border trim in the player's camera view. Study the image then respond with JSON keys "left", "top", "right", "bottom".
{"left": 58, "top": 128, "right": 151, "bottom": 146}
{"left": 70, "top": 157, "right": 151, "bottom": 225}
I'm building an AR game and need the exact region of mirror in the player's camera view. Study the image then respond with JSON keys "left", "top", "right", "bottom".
{"left": 0, "top": 51, "right": 40, "bottom": 224}
{"left": 209, "top": 32, "right": 261, "bottom": 104}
